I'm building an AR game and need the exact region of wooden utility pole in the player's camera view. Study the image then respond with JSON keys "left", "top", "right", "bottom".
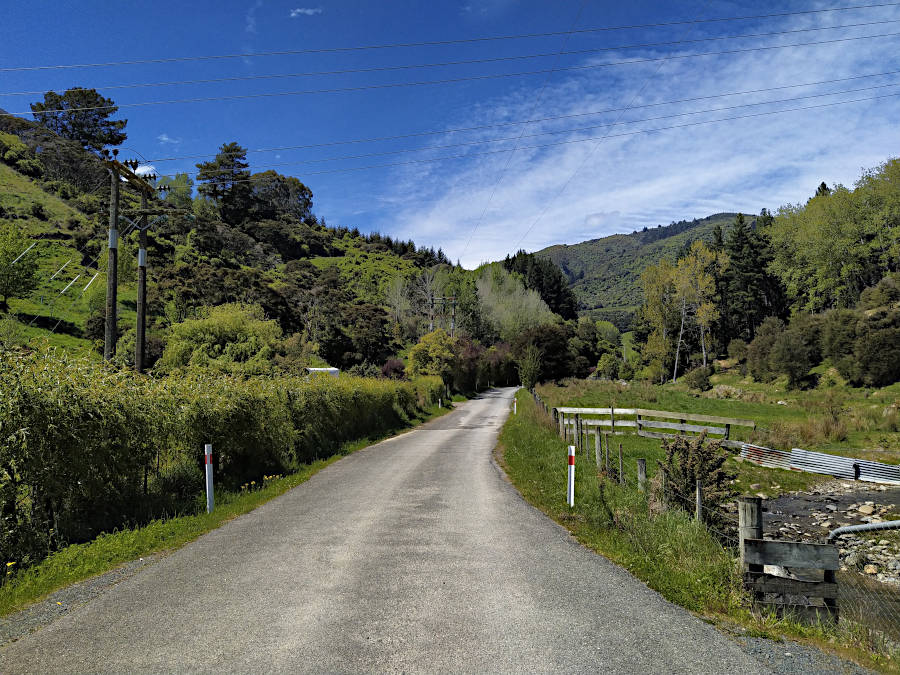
{"left": 450, "top": 297, "right": 456, "bottom": 337}
{"left": 102, "top": 153, "right": 170, "bottom": 369}
{"left": 104, "top": 162, "right": 120, "bottom": 361}
{"left": 135, "top": 191, "right": 149, "bottom": 372}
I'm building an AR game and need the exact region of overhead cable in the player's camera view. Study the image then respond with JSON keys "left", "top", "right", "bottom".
{"left": 5, "top": 30, "right": 900, "bottom": 116}
{"left": 2, "top": 1, "right": 898, "bottom": 72}
{"left": 177, "top": 89, "right": 900, "bottom": 183}
{"left": 142, "top": 68, "right": 900, "bottom": 163}
{"left": 3, "top": 19, "right": 899, "bottom": 97}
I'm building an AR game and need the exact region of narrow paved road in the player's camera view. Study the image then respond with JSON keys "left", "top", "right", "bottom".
{"left": 1, "top": 388, "right": 770, "bottom": 674}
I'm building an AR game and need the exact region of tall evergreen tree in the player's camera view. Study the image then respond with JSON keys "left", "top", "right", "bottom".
{"left": 720, "top": 212, "right": 785, "bottom": 342}
{"left": 30, "top": 88, "right": 127, "bottom": 153}
{"left": 815, "top": 181, "right": 832, "bottom": 197}
{"left": 196, "top": 142, "right": 252, "bottom": 225}
{"left": 502, "top": 250, "right": 578, "bottom": 319}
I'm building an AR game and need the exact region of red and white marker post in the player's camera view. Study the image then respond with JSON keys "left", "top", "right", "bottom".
{"left": 204, "top": 443, "right": 214, "bottom": 513}
{"left": 567, "top": 445, "right": 575, "bottom": 507}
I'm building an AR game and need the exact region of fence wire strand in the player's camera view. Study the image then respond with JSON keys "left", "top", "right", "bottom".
{"left": 530, "top": 390, "right": 900, "bottom": 651}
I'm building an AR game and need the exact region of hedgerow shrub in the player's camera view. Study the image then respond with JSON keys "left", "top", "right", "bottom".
{"left": 0, "top": 347, "right": 442, "bottom": 574}
{"left": 681, "top": 367, "right": 711, "bottom": 391}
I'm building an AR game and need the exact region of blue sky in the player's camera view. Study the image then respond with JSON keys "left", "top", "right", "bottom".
{"left": 3, "top": 0, "right": 900, "bottom": 267}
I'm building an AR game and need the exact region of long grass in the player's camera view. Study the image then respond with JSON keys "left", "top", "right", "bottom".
{"left": 503, "top": 390, "right": 899, "bottom": 673}
{"left": 499, "top": 391, "right": 740, "bottom": 614}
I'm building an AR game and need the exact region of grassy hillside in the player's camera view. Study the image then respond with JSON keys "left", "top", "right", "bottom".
{"left": 0, "top": 163, "right": 101, "bottom": 352}
{"left": 535, "top": 213, "right": 739, "bottom": 329}
{"left": 0, "top": 155, "right": 429, "bottom": 358}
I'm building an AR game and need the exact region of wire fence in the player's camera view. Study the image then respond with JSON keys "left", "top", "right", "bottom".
{"left": 529, "top": 388, "right": 900, "bottom": 651}
{"left": 831, "top": 533, "right": 900, "bottom": 646}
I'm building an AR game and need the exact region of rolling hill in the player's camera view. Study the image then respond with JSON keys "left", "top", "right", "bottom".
{"left": 534, "top": 213, "right": 742, "bottom": 329}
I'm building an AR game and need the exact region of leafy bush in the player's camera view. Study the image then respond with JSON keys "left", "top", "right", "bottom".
{"left": 29, "top": 202, "right": 47, "bottom": 221}
{"left": 681, "top": 367, "right": 711, "bottom": 391}
{"left": 851, "top": 308, "right": 900, "bottom": 386}
{"left": 15, "top": 159, "right": 43, "bottom": 178}
{"left": 596, "top": 352, "right": 619, "bottom": 380}
{"left": 516, "top": 344, "right": 542, "bottom": 388}
{"left": 746, "top": 317, "right": 784, "bottom": 382}
{"left": 726, "top": 338, "right": 747, "bottom": 362}
{"left": 0, "top": 347, "right": 442, "bottom": 575}
{"left": 769, "top": 328, "right": 812, "bottom": 389}
{"left": 657, "top": 432, "right": 736, "bottom": 529}
{"left": 381, "top": 358, "right": 405, "bottom": 380}
{"left": 157, "top": 303, "right": 281, "bottom": 374}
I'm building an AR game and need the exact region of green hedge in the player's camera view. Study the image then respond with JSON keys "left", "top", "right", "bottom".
{"left": 0, "top": 347, "right": 442, "bottom": 571}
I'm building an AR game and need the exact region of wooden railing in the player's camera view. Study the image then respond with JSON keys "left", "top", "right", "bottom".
{"left": 552, "top": 406, "right": 756, "bottom": 449}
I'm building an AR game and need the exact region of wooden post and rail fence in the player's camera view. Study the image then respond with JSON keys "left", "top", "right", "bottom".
{"left": 551, "top": 405, "right": 756, "bottom": 450}
{"left": 527, "top": 388, "right": 841, "bottom": 625}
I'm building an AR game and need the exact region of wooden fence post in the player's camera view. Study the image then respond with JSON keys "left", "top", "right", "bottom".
{"left": 637, "top": 459, "right": 646, "bottom": 492}
{"left": 658, "top": 462, "right": 668, "bottom": 510}
{"left": 618, "top": 443, "right": 624, "bottom": 485}
{"left": 575, "top": 414, "right": 582, "bottom": 454}
{"left": 594, "top": 432, "right": 601, "bottom": 468}
{"left": 738, "top": 497, "right": 763, "bottom": 572}
{"left": 610, "top": 405, "right": 616, "bottom": 434}
{"left": 604, "top": 433, "right": 609, "bottom": 474}
{"left": 695, "top": 480, "right": 703, "bottom": 522}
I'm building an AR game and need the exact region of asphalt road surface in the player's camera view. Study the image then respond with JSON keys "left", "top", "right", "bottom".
{"left": 2, "top": 388, "right": 774, "bottom": 674}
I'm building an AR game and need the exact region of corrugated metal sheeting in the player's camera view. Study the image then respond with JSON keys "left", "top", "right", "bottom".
{"left": 741, "top": 444, "right": 900, "bottom": 486}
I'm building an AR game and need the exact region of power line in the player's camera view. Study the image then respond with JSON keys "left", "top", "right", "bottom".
{"left": 5, "top": 19, "right": 899, "bottom": 98}
{"left": 176, "top": 89, "right": 900, "bottom": 182}
{"left": 462, "top": 0, "right": 695, "bottom": 260}
{"left": 142, "top": 68, "right": 900, "bottom": 164}
{"left": 458, "top": 0, "right": 590, "bottom": 260}
{"left": 6, "top": 30, "right": 900, "bottom": 117}
{"left": 160, "top": 80, "right": 900, "bottom": 174}
{"left": 3, "top": 2, "right": 898, "bottom": 73}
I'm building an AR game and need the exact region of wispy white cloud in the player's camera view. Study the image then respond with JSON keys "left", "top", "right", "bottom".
{"left": 377, "top": 9, "right": 900, "bottom": 268}
{"left": 289, "top": 7, "right": 322, "bottom": 18}
{"left": 245, "top": 0, "right": 263, "bottom": 34}
{"left": 156, "top": 133, "right": 181, "bottom": 145}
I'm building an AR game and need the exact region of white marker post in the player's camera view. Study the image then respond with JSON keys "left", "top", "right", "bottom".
{"left": 204, "top": 444, "right": 214, "bottom": 513}
{"left": 513, "top": 399, "right": 517, "bottom": 415}
{"left": 567, "top": 445, "right": 575, "bottom": 507}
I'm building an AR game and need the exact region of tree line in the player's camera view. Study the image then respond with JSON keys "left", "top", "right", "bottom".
{"left": 633, "top": 158, "right": 900, "bottom": 389}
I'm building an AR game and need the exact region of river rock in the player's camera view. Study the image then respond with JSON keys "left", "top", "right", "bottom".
{"left": 864, "top": 564, "right": 879, "bottom": 574}
{"left": 857, "top": 504, "right": 875, "bottom": 515}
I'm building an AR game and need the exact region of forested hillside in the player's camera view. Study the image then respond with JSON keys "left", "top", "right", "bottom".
{"left": 0, "top": 95, "right": 590, "bottom": 390}
{"left": 535, "top": 213, "right": 738, "bottom": 329}
{"left": 628, "top": 165, "right": 900, "bottom": 389}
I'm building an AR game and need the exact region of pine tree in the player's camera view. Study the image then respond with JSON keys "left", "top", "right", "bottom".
{"left": 721, "top": 212, "right": 785, "bottom": 342}
{"left": 30, "top": 88, "right": 127, "bottom": 153}
{"left": 196, "top": 142, "right": 252, "bottom": 225}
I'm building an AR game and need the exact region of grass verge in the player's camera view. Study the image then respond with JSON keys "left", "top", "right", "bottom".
{"left": 498, "top": 390, "right": 898, "bottom": 673}
{"left": 0, "top": 400, "right": 453, "bottom": 617}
